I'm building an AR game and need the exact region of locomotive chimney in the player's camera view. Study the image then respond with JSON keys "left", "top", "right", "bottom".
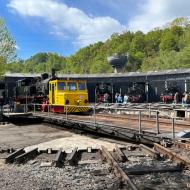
{"left": 51, "top": 68, "right": 56, "bottom": 79}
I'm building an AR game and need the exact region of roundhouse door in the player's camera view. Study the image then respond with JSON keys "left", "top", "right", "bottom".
{"left": 52, "top": 84, "right": 55, "bottom": 104}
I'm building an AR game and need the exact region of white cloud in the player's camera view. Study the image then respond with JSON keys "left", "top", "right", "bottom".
{"left": 8, "top": 0, "right": 125, "bottom": 47}
{"left": 128, "top": 0, "right": 190, "bottom": 32}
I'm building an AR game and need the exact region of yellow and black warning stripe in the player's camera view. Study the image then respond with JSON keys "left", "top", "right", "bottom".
{"left": 63, "top": 106, "right": 88, "bottom": 113}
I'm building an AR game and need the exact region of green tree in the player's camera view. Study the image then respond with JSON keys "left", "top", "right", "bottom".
{"left": 0, "top": 57, "right": 6, "bottom": 76}
{"left": 5, "top": 60, "right": 24, "bottom": 73}
{"left": 179, "top": 27, "right": 190, "bottom": 50}
{"left": 170, "top": 17, "right": 190, "bottom": 28}
{"left": 0, "top": 18, "right": 16, "bottom": 75}
{"left": 0, "top": 18, "right": 16, "bottom": 63}
{"left": 159, "top": 31, "right": 178, "bottom": 52}
{"left": 130, "top": 31, "right": 145, "bottom": 52}
{"left": 173, "top": 45, "right": 190, "bottom": 68}
{"left": 144, "top": 30, "right": 162, "bottom": 56}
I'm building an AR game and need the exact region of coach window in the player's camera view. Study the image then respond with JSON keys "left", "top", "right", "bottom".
{"left": 68, "top": 82, "right": 77, "bottom": 91}
{"left": 58, "top": 82, "right": 66, "bottom": 90}
{"left": 78, "top": 82, "right": 86, "bottom": 90}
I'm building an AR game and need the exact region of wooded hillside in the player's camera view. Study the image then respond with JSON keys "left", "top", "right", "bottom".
{"left": 6, "top": 17, "right": 190, "bottom": 74}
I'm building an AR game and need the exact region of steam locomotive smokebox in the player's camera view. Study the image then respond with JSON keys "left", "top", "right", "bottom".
{"left": 41, "top": 73, "right": 49, "bottom": 80}
{"left": 107, "top": 54, "right": 128, "bottom": 73}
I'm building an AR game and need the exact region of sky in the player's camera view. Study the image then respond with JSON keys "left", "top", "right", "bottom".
{"left": 1, "top": 0, "right": 190, "bottom": 59}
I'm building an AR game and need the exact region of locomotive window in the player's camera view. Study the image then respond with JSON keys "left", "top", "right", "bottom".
{"left": 49, "top": 84, "right": 51, "bottom": 91}
{"left": 78, "top": 82, "right": 86, "bottom": 90}
{"left": 68, "top": 82, "right": 77, "bottom": 91}
{"left": 58, "top": 82, "right": 66, "bottom": 90}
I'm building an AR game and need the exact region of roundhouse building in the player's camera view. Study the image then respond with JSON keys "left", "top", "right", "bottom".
{"left": 0, "top": 73, "right": 40, "bottom": 103}
{"left": 57, "top": 69, "right": 190, "bottom": 103}
{"left": 1, "top": 69, "right": 190, "bottom": 103}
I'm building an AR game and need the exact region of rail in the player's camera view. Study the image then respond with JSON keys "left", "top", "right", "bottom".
{"left": 2, "top": 144, "right": 189, "bottom": 189}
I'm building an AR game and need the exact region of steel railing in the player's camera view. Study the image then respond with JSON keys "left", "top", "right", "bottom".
{"left": 22, "top": 103, "right": 180, "bottom": 139}
{"left": 2, "top": 101, "right": 187, "bottom": 139}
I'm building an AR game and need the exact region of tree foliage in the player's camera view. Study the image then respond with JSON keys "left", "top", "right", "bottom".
{"left": 0, "top": 18, "right": 16, "bottom": 76}
{"left": 5, "top": 17, "right": 190, "bottom": 74}
{"left": 0, "top": 18, "right": 16, "bottom": 63}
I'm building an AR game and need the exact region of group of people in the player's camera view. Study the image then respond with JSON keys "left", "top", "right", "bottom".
{"left": 181, "top": 91, "right": 190, "bottom": 106}
{"left": 163, "top": 91, "right": 190, "bottom": 106}
{"left": 115, "top": 93, "right": 129, "bottom": 105}
{"left": 97, "top": 92, "right": 130, "bottom": 106}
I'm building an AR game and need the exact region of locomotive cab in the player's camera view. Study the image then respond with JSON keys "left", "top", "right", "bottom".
{"left": 49, "top": 79, "right": 89, "bottom": 113}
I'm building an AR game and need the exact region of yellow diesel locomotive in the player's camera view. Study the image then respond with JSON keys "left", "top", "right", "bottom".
{"left": 48, "top": 79, "right": 89, "bottom": 113}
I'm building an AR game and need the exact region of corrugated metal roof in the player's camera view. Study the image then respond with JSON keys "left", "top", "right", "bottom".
{"left": 3, "top": 68, "right": 190, "bottom": 79}
{"left": 56, "top": 68, "right": 190, "bottom": 78}
{"left": 3, "top": 73, "right": 41, "bottom": 78}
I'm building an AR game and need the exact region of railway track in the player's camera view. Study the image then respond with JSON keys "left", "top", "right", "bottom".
{"left": 154, "top": 141, "right": 190, "bottom": 169}
{"left": 96, "top": 113, "right": 190, "bottom": 128}
{"left": 1, "top": 142, "right": 190, "bottom": 189}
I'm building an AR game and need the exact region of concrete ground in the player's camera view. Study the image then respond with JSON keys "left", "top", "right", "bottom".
{"left": 0, "top": 123, "right": 128, "bottom": 151}
{"left": 0, "top": 123, "right": 129, "bottom": 190}
{"left": 0, "top": 123, "right": 73, "bottom": 149}
{"left": 25, "top": 134, "right": 122, "bottom": 152}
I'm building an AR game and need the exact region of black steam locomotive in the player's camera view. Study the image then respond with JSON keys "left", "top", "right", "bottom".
{"left": 14, "top": 73, "right": 50, "bottom": 106}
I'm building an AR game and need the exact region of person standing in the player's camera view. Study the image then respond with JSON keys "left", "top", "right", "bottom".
{"left": 123, "top": 94, "right": 129, "bottom": 105}
{"left": 173, "top": 92, "right": 179, "bottom": 104}
{"left": 104, "top": 93, "right": 109, "bottom": 106}
{"left": 115, "top": 93, "right": 119, "bottom": 103}
{"left": 182, "top": 91, "right": 188, "bottom": 107}
{"left": 117, "top": 94, "right": 123, "bottom": 105}
{"left": 187, "top": 92, "right": 190, "bottom": 104}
